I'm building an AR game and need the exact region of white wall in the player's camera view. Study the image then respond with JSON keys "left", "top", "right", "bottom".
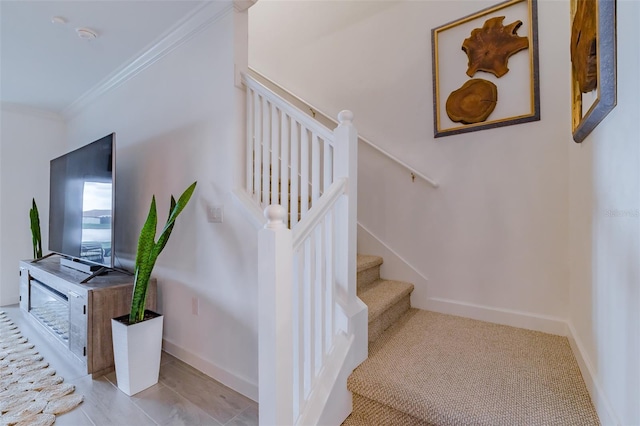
{"left": 66, "top": 8, "right": 260, "bottom": 399}
{"left": 249, "top": 0, "right": 571, "bottom": 333}
{"left": 568, "top": 0, "right": 640, "bottom": 424}
{"left": 0, "top": 106, "right": 66, "bottom": 305}
{"left": 251, "top": 0, "right": 640, "bottom": 422}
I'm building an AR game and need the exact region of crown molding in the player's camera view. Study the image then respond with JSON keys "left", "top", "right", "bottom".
{"left": 62, "top": 1, "right": 234, "bottom": 120}
{"left": 1, "top": 102, "right": 64, "bottom": 122}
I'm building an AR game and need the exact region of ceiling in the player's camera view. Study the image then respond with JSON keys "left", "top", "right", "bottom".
{"left": 1, "top": 1, "right": 206, "bottom": 116}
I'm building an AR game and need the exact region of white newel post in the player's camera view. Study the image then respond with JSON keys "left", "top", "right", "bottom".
{"left": 333, "top": 111, "right": 358, "bottom": 306}
{"left": 333, "top": 110, "right": 368, "bottom": 370}
{"left": 259, "top": 205, "right": 294, "bottom": 426}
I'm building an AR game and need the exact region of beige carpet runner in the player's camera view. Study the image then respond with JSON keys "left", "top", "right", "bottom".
{"left": 0, "top": 311, "right": 83, "bottom": 426}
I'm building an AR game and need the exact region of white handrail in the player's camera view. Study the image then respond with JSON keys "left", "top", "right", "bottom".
{"left": 248, "top": 67, "right": 440, "bottom": 189}
{"left": 293, "top": 178, "right": 346, "bottom": 249}
{"left": 360, "top": 138, "right": 439, "bottom": 188}
{"left": 242, "top": 73, "right": 334, "bottom": 143}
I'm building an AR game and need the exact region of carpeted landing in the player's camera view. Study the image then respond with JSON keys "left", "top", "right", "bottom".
{"left": 343, "top": 255, "right": 599, "bottom": 426}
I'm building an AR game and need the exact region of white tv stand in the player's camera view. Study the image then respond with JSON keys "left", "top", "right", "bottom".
{"left": 19, "top": 256, "right": 157, "bottom": 378}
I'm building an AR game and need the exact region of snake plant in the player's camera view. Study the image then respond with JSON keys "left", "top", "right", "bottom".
{"left": 29, "top": 198, "right": 43, "bottom": 259}
{"left": 129, "top": 181, "right": 197, "bottom": 324}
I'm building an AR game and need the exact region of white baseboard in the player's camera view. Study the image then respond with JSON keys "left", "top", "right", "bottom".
{"left": 0, "top": 295, "right": 19, "bottom": 307}
{"left": 358, "top": 223, "right": 564, "bottom": 335}
{"left": 565, "top": 322, "right": 619, "bottom": 426}
{"left": 356, "top": 223, "right": 619, "bottom": 424}
{"left": 425, "top": 297, "right": 568, "bottom": 336}
{"left": 162, "top": 338, "right": 258, "bottom": 402}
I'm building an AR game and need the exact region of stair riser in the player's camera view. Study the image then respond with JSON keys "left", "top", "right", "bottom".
{"left": 357, "top": 265, "right": 380, "bottom": 292}
{"left": 351, "top": 393, "right": 428, "bottom": 426}
{"left": 369, "top": 295, "right": 411, "bottom": 344}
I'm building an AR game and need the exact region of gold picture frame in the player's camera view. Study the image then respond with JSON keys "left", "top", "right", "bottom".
{"left": 431, "top": 0, "right": 540, "bottom": 138}
{"left": 570, "top": 0, "right": 617, "bottom": 143}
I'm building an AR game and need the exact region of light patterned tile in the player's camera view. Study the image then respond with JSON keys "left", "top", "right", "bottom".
{"left": 225, "top": 402, "right": 258, "bottom": 426}
{"left": 68, "top": 375, "right": 157, "bottom": 426}
{"left": 133, "top": 382, "right": 223, "bottom": 426}
{"left": 158, "top": 361, "right": 252, "bottom": 424}
{"left": 160, "top": 351, "right": 178, "bottom": 366}
{"left": 54, "top": 405, "right": 96, "bottom": 426}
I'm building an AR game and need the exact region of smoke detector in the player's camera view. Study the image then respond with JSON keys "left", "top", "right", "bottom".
{"left": 76, "top": 27, "right": 98, "bottom": 40}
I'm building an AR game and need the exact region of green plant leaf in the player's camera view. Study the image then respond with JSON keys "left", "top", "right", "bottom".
{"left": 156, "top": 196, "right": 177, "bottom": 256}
{"left": 159, "top": 182, "right": 197, "bottom": 237}
{"left": 30, "top": 209, "right": 37, "bottom": 258}
{"left": 30, "top": 198, "right": 43, "bottom": 259}
{"left": 130, "top": 196, "right": 158, "bottom": 323}
{"left": 33, "top": 199, "right": 42, "bottom": 258}
{"left": 129, "top": 182, "right": 197, "bottom": 323}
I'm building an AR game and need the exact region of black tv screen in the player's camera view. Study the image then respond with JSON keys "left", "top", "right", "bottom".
{"left": 49, "top": 133, "right": 115, "bottom": 268}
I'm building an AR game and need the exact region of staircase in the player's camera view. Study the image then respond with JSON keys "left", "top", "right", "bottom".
{"left": 344, "top": 257, "right": 600, "bottom": 426}
{"left": 242, "top": 71, "right": 600, "bottom": 426}
{"left": 355, "top": 255, "right": 413, "bottom": 345}
{"left": 344, "top": 254, "right": 416, "bottom": 425}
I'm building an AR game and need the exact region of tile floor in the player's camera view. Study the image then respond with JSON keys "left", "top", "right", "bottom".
{"left": 2, "top": 305, "right": 258, "bottom": 426}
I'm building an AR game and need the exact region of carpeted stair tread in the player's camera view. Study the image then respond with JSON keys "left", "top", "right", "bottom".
{"left": 341, "top": 411, "right": 371, "bottom": 426}
{"left": 357, "top": 279, "right": 413, "bottom": 322}
{"left": 347, "top": 309, "right": 600, "bottom": 426}
{"left": 356, "top": 255, "right": 382, "bottom": 273}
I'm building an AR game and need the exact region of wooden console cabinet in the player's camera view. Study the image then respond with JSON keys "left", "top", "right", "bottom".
{"left": 19, "top": 256, "right": 157, "bottom": 378}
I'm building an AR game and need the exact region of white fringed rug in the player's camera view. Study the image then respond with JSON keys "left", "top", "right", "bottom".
{"left": 0, "top": 311, "right": 83, "bottom": 426}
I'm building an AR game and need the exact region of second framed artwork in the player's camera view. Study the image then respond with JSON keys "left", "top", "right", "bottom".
{"left": 432, "top": 0, "right": 540, "bottom": 138}
{"left": 570, "top": 0, "right": 616, "bottom": 143}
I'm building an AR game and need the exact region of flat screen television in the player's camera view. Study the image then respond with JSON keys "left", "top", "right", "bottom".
{"left": 49, "top": 133, "right": 115, "bottom": 269}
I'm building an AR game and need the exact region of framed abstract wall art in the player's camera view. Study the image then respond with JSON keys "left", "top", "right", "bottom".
{"left": 570, "top": 0, "right": 617, "bottom": 143}
{"left": 431, "top": 0, "right": 540, "bottom": 138}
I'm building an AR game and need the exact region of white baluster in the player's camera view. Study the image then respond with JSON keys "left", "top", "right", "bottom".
{"left": 300, "top": 127, "right": 310, "bottom": 216}
{"left": 326, "top": 207, "right": 335, "bottom": 348}
{"left": 271, "top": 103, "right": 280, "bottom": 206}
{"left": 291, "top": 120, "right": 300, "bottom": 227}
{"left": 316, "top": 220, "right": 325, "bottom": 365}
{"left": 253, "top": 94, "right": 262, "bottom": 204}
{"left": 246, "top": 88, "right": 253, "bottom": 195}
{"left": 281, "top": 112, "right": 290, "bottom": 219}
{"left": 311, "top": 133, "right": 320, "bottom": 204}
{"left": 262, "top": 97, "right": 270, "bottom": 206}
{"left": 295, "top": 247, "right": 305, "bottom": 415}
{"left": 259, "top": 205, "right": 293, "bottom": 426}
{"left": 323, "top": 140, "right": 333, "bottom": 195}
{"left": 303, "top": 235, "right": 312, "bottom": 397}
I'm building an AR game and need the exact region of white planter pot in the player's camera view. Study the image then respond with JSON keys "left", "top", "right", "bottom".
{"left": 111, "top": 311, "right": 163, "bottom": 396}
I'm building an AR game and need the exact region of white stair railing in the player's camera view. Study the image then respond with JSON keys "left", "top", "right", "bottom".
{"left": 243, "top": 74, "right": 335, "bottom": 227}
{"left": 259, "top": 179, "right": 348, "bottom": 425}
{"left": 245, "top": 71, "right": 366, "bottom": 425}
